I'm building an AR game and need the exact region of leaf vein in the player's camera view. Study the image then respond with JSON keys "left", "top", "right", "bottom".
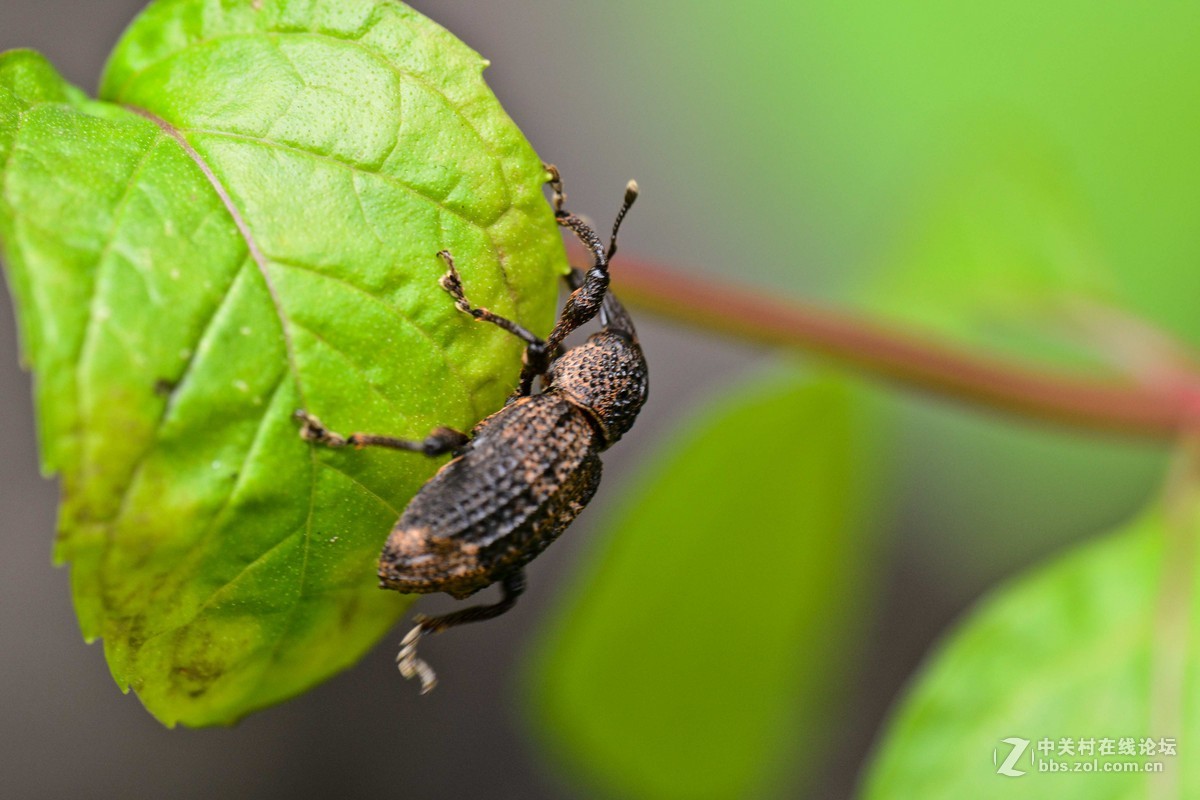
{"left": 318, "top": 460, "right": 400, "bottom": 518}
{"left": 100, "top": 258, "right": 251, "bottom": 549}
{"left": 183, "top": 126, "right": 484, "bottom": 229}
{"left": 75, "top": 133, "right": 166, "bottom": 484}
{"left": 285, "top": 313, "right": 421, "bottom": 419}
{"left": 245, "top": 447, "right": 319, "bottom": 701}
{"left": 131, "top": 371, "right": 293, "bottom": 647}
{"left": 130, "top": 108, "right": 308, "bottom": 407}
{"left": 271, "top": 256, "right": 476, "bottom": 418}
{"left": 110, "top": 27, "right": 522, "bottom": 323}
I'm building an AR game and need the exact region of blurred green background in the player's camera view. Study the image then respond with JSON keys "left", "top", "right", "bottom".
{"left": 3, "top": 1, "right": 1198, "bottom": 797}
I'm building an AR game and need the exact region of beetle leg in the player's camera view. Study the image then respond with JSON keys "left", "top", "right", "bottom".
{"left": 544, "top": 162, "right": 567, "bottom": 216}
{"left": 437, "top": 250, "right": 552, "bottom": 398}
{"left": 294, "top": 411, "right": 470, "bottom": 457}
{"left": 438, "top": 251, "right": 545, "bottom": 348}
{"left": 396, "top": 570, "right": 527, "bottom": 694}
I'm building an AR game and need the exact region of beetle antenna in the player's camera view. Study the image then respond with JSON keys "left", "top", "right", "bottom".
{"left": 607, "top": 180, "right": 639, "bottom": 261}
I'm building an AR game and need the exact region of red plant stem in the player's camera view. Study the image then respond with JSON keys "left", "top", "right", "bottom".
{"left": 585, "top": 246, "right": 1200, "bottom": 440}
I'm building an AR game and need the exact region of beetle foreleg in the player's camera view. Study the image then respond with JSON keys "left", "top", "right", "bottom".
{"left": 544, "top": 162, "right": 567, "bottom": 216}
{"left": 437, "top": 250, "right": 552, "bottom": 399}
{"left": 395, "top": 569, "right": 527, "bottom": 694}
{"left": 438, "top": 250, "right": 546, "bottom": 349}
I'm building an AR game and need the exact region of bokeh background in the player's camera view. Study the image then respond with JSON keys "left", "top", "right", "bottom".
{"left": 3, "top": 1, "right": 1197, "bottom": 798}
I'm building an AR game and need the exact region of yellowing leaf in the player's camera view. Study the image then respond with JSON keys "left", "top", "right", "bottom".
{"left": 0, "top": 0, "right": 565, "bottom": 726}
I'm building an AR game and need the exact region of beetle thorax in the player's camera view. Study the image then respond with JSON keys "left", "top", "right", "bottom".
{"left": 547, "top": 331, "right": 648, "bottom": 447}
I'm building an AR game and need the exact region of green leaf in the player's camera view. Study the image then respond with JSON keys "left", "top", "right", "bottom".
{"left": 862, "top": 505, "right": 1199, "bottom": 798}
{"left": 0, "top": 0, "right": 564, "bottom": 726}
{"left": 529, "top": 373, "right": 885, "bottom": 799}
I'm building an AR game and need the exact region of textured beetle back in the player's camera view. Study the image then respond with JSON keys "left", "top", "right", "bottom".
{"left": 380, "top": 394, "right": 602, "bottom": 598}
{"left": 548, "top": 331, "right": 648, "bottom": 446}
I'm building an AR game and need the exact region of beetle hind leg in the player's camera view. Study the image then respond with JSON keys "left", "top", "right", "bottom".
{"left": 396, "top": 570, "right": 527, "bottom": 694}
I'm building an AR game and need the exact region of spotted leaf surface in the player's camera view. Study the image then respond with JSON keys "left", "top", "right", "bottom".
{"left": 0, "top": 0, "right": 564, "bottom": 726}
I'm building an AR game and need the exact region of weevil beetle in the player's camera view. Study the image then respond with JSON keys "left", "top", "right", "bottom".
{"left": 294, "top": 167, "right": 646, "bottom": 692}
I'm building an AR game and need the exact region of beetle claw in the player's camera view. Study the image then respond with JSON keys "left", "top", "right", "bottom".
{"left": 293, "top": 411, "right": 348, "bottom": 447}
{"left": 396, "top": 623, "right": 438, "bottom": 694}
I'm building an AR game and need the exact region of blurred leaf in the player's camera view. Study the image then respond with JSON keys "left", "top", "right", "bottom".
{"left": 869, "top": 136, "right": 1169, "bottom": 588}
{"left": 0, "top": 0, "right": 564, "bottom": 726}
{"left": 862, "top": 503, "right": 1200, "bottom": 798}
{"left": 529, "top": 372, "right": 885, "bottom": 800}
{"left": 592, "top": 2, "right": 1200, "bottom": 330}
{"left": 861, "top": 137, "right": 1119, "bottom": 369}
{"left": 583, "top": 0, "right": 1186, "bottom": 589}
{"left": 883, "top": 393, "right": 1165, "bottom": 596}
{"left": 861, "top": 140, "right": 1168, "bottom": 591}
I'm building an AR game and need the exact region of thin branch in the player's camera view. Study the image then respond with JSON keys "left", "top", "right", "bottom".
{"left": 583, "top": 245, "right": 1200, "bottom": 440}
